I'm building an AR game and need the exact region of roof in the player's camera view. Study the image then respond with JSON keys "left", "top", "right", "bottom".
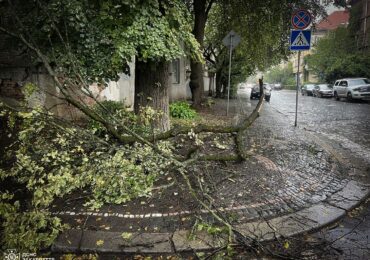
{"left": 337, "top": 78, "right": 367, "bottom": 80}
{"left": 316, "top": 10, "right": 349, "bottom": 31}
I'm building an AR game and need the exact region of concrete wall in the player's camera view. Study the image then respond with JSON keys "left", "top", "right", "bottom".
{"left": 169, "top": 58, "right": 188, "bottom": 101}
{"left": 102, "top": 61, "right": 136, "bottom": 108}
{"left": 1, "top": 57, "right": 215, "bottom": 119}
{"left": 101, "top": 57, "right": 214, "bottom": 104}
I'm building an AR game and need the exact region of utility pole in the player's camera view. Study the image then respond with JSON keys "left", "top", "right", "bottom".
{"left": 295, "top": 51, "right": 301, "bottom": 127}
{"left": 222, "top": 30, "right": 240, "bottom": 116}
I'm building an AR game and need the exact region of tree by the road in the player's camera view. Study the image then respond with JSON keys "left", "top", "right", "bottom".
{"left": 0, "top": 0, "right": 201, "bottom": 131}
{"left": 191, "top": 0, "right": 325, "bottom": 101}
{"left": 0, "top": 0, "right": 264, "bottom": 251}
{"left": 306, "top": 27, "right": 370, "bottom": 82}
{"left": 264, "top": 62, "right": 296, "bottom": 87}
{"left": 0, "top": 0, "right": 333, "bottom": 254}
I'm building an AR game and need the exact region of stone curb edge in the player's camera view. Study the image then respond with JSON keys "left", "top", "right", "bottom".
{"left": 51, "top": 180, "right": 369, "bottom": 254}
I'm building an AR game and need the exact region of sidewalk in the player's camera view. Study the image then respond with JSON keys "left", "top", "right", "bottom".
{"left": 51, "top": 95, "right": 370, "bottom": 254}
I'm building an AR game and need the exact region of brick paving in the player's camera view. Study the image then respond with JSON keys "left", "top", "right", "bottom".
{"left": 51, "top": 90, "right": 370, "bottom": 254}
{"left": 51, "top": 92, "right": 354, "bottom": 233}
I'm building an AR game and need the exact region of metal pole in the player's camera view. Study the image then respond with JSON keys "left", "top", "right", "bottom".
{"left": 294, "top": 51, "right": 301, "bottom": 127}
{"left": 226, "top": 36, "right": 233, "bottom": 116}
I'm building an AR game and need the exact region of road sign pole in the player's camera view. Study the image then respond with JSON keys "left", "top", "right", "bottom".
{"left": 226, "top": 35, "right": 233, "bottom": 116}
{"left": 222, "top": 30, "right": 240, "bottom": 116}
{"left": 295, "top": 50, "right": 301, "bottom": 127}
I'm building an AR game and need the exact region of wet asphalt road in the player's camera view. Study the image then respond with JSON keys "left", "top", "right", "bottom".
{"left": 237, "top": 88, "right": 370, "bottom": 160}
{"left": 239, "top": 89, "right": 370, "bottom": 143}
{"left": 238, "top": 88, "right": 370, "bottom": 259}
{"left": 268, "top": 90, "right": 370, "bottom": 149}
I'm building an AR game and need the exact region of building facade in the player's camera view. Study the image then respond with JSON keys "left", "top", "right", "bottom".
{"left": 349, "top": 0, "right": 370, "bottom": 49}
{"left": 290, "top": 3, "right": 349, "bottom": 84}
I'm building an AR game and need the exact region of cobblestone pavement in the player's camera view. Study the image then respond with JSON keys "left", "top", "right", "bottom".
{"left": 52, "top": 89, "right": 370, "bottom": 238}
{"left": 258, "top": 89, "right": 370, "bottom": 259}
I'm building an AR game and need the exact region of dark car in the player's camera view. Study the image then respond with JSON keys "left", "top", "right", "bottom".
{"left": 313, "top": 84, "right": 334, "bottom": 98}
{"left": 301, "top": 84, "right": 315, "bottom": 96}
{"left": 250, "top": 84, "right": 271, "bottom": 102}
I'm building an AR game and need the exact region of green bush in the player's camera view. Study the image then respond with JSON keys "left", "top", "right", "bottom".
{"left": 0, "top": 106, "right": 172, "bottom": 250}
{"left": 170, "top": 101, "right": 197, "bottom": 119}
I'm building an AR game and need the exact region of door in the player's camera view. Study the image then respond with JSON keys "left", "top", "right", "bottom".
{"left": 338, "top": 80, "right": 348, "bottom": 96}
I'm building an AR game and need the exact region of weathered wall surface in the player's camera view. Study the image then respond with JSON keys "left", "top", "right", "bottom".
{"left": 1, "top": 40, "right": 214, "bottom": 117}
{"left": 103, "top": 61, "right": 136, "bottom": 108}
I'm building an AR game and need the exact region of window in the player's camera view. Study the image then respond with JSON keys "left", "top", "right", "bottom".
{"left": 339, "top": 81, "right": 348, "bottom": 87}
{"left": 306, "top": 84, "right": 315, "bottom": 90}
{"left": 171, "top": 59, "right": 180, "bottom": 84}
{"left": 319, "top": 84, "right": 333, "bottom": 89}
{"left": 348, "top": 79, "right": 370, "bottom": 86}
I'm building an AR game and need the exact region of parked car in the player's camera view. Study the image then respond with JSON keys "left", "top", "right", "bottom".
{"left": 301, "top": 84, "right": 315, "bottom": 96}
{"left": 273, "top": 83, "right": 282, "bottom": 90}
{"left": 250, "top": 84, "right": 271, "bottom": 102}
{"left": 333, "top": 78, "right": 370, "bottom": 101}
{"left": 313, "top": 84, "right": 334, "bottom": 98}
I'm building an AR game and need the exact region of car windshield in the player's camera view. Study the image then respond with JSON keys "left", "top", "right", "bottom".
{"left": 306, "top": 84, "right": 315, "bottom": 90}
{"left": 348, "top": 79, "right": 370, "bottom": 86}
{"left": 318, "top": 84, "right": 333, "bottom": 90}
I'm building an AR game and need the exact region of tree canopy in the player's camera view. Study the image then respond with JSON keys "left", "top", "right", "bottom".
{"left": 1, "top": 0, "right": 201, "bottom": 82}
{"left": 306, "top": 27, "right": 370, "bottom": 82}
{"left": 203, "top": 0, "right": 325, "bottom": 96}
{"left": 0, "top": 0, "right": 332, "bottom": 252}
{"left": 264, "top": 62, "right": 296, "bottom": 86}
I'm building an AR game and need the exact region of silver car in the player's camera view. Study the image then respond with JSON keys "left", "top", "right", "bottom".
{"left": 333, "top": 78, "right": 370, "bottom": 101}
{"left": 313, "top": 84, "right": 333, "bottom": 98}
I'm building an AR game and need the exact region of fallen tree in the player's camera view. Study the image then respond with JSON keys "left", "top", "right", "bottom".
{"left": 0, "top": 0, "right": 266, "bottom": 255}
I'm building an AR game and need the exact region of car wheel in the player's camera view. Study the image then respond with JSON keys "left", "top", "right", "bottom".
{"left": 334, "top": 92, "right": 340, "bottom": 101}
{"left": 347, "top": 92, "right": 353, "bottom": 102}
{"left": 265, "top": 96, "right": 270, "bottom": 102}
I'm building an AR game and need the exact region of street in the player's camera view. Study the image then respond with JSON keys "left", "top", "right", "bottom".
{"left": 238, "top": 88, "right": 370, "bottom": 161}
{"left": 47, "top": 88, "right": 370, "bottom": 258}
{"left": 2, "top": 1, "right": 370, "bottom": 258}
{"left": 238, "top": 88, "right": 370, "bottom": 259}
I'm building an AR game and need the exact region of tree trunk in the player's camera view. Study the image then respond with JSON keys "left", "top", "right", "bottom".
{"left": 189, "top": 0, "right": 208, "bottom": 108}
{"left": 189, "top": 61, "right": 204, "bottom": 106}
{"left": 134, "top": 59, "right": 170, "bottom": 132}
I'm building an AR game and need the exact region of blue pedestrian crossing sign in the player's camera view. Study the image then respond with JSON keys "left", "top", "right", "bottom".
{"left": 290, "top": 30, "right": 311, "bottom": 51}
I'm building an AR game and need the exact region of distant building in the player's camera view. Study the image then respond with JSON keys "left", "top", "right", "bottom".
{"left": 288, "top": 8, "right": 349, "bottom": 84}
{"left": 298, "top": 10, "right": 350, "bottom": 82}
{"left": 349, "top": 0, "right": 370, "bottom": 49}
{"left": 312, "top": 10, "right": 350, "bottom": 44}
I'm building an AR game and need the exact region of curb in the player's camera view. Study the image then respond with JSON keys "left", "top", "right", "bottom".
{"left": 51, "top": 180, "right": 369, "bottom": 254}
